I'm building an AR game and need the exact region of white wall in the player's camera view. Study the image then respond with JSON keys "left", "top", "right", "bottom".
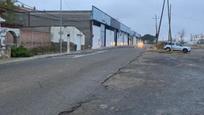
{"left": 51, "top": 27, "right": 85, "bottom": 50}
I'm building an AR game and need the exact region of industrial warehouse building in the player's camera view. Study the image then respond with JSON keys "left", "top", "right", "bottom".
{"left": 0, "top": 6, "right": 140, "bottom": 56}
{"left": 13, "top": 6, "right": 140, "bottom": 50}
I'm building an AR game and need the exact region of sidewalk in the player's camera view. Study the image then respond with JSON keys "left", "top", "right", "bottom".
{"left": 0, "top": 46, "right": 132, "bottom": 65}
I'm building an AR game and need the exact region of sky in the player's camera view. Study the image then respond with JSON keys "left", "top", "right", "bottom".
{"left": 18, "top": 0, "right": 204, "bottom": 41}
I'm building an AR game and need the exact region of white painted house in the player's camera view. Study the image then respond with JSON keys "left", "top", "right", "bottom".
{"left": 51, "top": 26, "right": 85, "bottom": 51}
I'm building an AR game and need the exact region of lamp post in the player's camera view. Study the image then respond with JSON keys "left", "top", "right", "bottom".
{"left": 59, "top": 0, "right": 63, "bottom": 53}
{"left": 67, "top": 34, "right": 70, "bottom": 53}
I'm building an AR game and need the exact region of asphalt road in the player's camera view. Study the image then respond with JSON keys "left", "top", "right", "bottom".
{"left": 64, "top": 49, "right": 204, "bottom": 115}
{"left": 0, "top": 47, "right": 144, "bottom": 115}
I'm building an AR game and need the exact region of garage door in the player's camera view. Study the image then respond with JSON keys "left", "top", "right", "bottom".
{"left": 106, "top": 29, "right": 115, "bottom": 47}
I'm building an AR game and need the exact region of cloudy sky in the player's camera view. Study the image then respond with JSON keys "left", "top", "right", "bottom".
{"left": 19, "top": 0, "right": 203, "bottom": 40}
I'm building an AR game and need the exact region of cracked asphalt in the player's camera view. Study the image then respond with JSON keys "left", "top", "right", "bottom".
{"left": 0, "top": 47, "right": 144, "bottom": 115}
{"left": 61, "top": 49, "right": 204, "bottom": 115}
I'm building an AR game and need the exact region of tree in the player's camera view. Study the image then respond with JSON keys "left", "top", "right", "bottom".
{"left": 140, "top": 34, "right": 156, "bottom": 44}
{"left": 0, "top": 0, "right": 16, "bottom": 24}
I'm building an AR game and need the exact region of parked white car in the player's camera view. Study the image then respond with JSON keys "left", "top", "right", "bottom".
{"left": 164, "top": 42, "right": 191, "bottom": 53}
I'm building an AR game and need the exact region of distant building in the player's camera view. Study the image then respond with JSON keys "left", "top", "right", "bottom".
{"left": 191, "top": 34, "right": 204, "bottom": 41}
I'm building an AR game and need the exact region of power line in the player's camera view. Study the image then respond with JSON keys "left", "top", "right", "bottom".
{"left": 59, "top": 0, "right": 63, "bottom": 53}
{"left": 152, "top": 15, "right": 160, "bottom": 36}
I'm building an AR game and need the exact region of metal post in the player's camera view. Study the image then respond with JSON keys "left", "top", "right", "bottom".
{"left": 79, "top": 34, "right": 82, "bottom": 50}
{"left": 77, "top": 34, "right": 82, "bottom": 50}
{"left": 31, "top": 30, "right": 33, "bottom": 48}
{"left": 59, "top": 0, "right": 63, "bottom": 53}
{"left": 79, "top": 36, "right": 81, "bottom": 50}
{"left": 67, "top": 34, "right": 70, "bottom": 53}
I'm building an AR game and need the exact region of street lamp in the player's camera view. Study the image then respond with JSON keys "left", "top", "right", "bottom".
{"left": 59, "top": 0, "right": 63, "bottom": 53}
{"left": 67, "top": 34, "right": 70, "bottom": 53}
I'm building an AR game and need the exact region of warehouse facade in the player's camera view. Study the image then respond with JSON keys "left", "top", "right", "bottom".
{"left": 15, "top": 6, "right": 140, "bottom": 50}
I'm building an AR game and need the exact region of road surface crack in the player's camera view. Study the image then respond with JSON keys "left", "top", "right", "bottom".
{"left": 101, "top": 51, "right": 145, "bottom": 87}
{"left": 58, "top": 100, "right": 91, "bottom": 115}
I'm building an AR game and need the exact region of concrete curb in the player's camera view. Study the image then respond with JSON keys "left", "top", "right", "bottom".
{"left": 0, "top": 46, "right": 133, "bottom": 65}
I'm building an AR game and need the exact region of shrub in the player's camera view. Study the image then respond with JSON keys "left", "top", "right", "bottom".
{"left": 11, "top": 46, "right": 32, "bottom": 57}
{"left": 30, "top": 46, "right": 56, "bottom": 55}
{"left": 156, "top": 42, "right": 165, "bottom": 49}
{"left": 30, "top": 47, "right": 46, "bottom": 55}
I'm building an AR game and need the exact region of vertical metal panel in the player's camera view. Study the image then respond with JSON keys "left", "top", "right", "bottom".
{"left": 92, "top": 25, "right": 101, "bottom": 49}
{"left": 92, "top": 6, "right": 111, "bottom": 26}
{"left": 120, "top": 23, "right": 131, "bottom": 34}
{"left": 100, "top": 24, "right": 105, "bottom": 47}
{"left": 106, "top": 29, "right": 115, "bottom": 47}
{"left": 111, "top": 18, "right": 120, "bottom": 29}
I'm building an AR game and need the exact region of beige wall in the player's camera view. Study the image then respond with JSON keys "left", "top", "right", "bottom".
{"left": 20, "top": 28, "right": 51, "bottom": 49}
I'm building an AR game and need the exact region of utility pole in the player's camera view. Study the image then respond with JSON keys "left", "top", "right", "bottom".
{"left": 153, "top": 15, "right": 160, "bottom": 36}
{"left": 156, "top": 0, "right": 166, "bottom": 44}
{"left": 167, "top": 0, "right": 173, "bottom": 43}
{"left": 59, "top": 0, "right": 63, "bottom": 53}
